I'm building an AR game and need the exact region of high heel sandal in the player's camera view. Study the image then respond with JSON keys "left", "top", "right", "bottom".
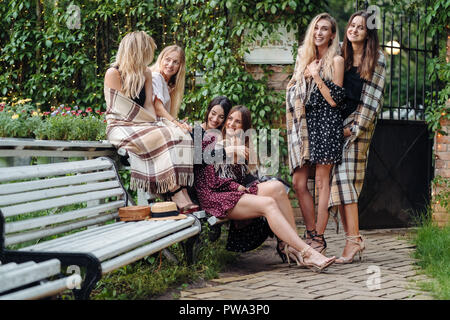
{"left": 163, "top": 186, "right": 199, "bottom": 215}
{"left": 311, "top": 233, "right": 327, "bottom": 255}
{"left": 275, "top": 237, "right": 287, "bottom": 263}
{"left": 303, "top": 229, "right": 316, "bottom": 246}
{"left": 284, "top": 245, "right": 336, "bottom": 273}
{"left": 335, "top": 234, "right": 365, "bottom": 264}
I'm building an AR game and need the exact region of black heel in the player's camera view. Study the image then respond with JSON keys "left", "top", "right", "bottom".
{"left": 275, "top": 237, "right": 287, "bottom": 263}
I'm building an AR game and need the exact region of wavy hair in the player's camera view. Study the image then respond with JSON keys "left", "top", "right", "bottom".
{"left": 342, "top": 10, "right": 380, "bottom": 81}
{"left": 151, "top": 45, "right": 186, "bottom": 118}
{"left": 295, "top": 12, "right": 340, "bottom": 82}
{"left": 111, "top": 31, "right": 156, "bottom": 100}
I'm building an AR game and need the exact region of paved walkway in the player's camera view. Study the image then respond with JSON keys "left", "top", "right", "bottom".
{"left": 179, "top": 222, "right": 434, "bottom": 300}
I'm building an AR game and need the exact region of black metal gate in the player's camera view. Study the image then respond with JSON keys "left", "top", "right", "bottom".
{"left": 354, "top": 1, "right": 438, "bottom": 228}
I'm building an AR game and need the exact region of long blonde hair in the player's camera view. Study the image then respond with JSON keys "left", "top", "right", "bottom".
{"left": 112, "top": 31, "right": 156, "bottom": 100}
{"left": 150, "top": 45, "right": 186, "bottom": 118}
{"left": 295, "top": 13, "right": 340, "bottom": 82}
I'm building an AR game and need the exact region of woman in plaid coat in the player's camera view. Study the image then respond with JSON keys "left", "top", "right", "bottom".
{"left": 328, "top": 11, "right": 386, "bottom": 264}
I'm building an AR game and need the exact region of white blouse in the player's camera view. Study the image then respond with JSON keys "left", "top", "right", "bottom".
{"left": 152, "top": 72, "right": 171, "bottom": 114}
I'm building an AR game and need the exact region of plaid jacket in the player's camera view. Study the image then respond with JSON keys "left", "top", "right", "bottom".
{"left": 328, "top": 51, "right": 386, "bottom": 217}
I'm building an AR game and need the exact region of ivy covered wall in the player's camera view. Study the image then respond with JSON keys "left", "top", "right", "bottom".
{"left": 0, "top": 0, "right": 324, "bottom": 126}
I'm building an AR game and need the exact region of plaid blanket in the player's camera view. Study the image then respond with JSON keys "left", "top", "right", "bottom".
{"left": 104, "top": 87, "right": 194, "bottom": 194}
{"left": 328, "top": 51, "right": 386, "bottom": 223}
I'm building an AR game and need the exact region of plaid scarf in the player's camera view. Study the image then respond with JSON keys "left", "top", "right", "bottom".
{"left": 285, "top": 59, "right": 325, "bottom": 174}
{"left": 328, "top": 51, "right": 387, "bottom": 231}
{"left": 104, "top": 87, "right": 194, "bottom": 194}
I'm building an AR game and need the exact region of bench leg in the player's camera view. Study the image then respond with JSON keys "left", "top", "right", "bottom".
{"left": 181, "top": 234, "right": 201, "bottom": 265}
{"left": 1, "top": 250, "right": 102, "bottom": 300}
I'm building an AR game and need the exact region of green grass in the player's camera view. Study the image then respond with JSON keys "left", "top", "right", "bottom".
{"left": 411, "top": 214, "right": 450, "bottom": 300}
{"left": 89, "top": 226, "right": 238, "bottom": 300}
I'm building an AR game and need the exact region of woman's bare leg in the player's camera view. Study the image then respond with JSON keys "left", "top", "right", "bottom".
{"left": 292, "top": 166, "right": 316, "bottom": 232}
{"left": 340, "top": 203, "right": 363, "bottom": 258}
{"left": 257, "top": 180, "right": 297, "bottom": 232}
{"left": 228, "top": 194, "right": 334, "bottom": 266}
{"left": 169, "top": 185, "right": 193, "bottom": 208}
{"left": 315, "top": 164, "right": 333, "bottom": 235}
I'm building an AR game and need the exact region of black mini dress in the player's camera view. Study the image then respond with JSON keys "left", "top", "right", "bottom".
{"left": 305, "top": 80, "right": 345, "bottom": 165}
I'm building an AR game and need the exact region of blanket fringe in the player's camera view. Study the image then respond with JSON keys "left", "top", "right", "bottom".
{"left": 130, "top": 172, "right": 194, "bottom": 195}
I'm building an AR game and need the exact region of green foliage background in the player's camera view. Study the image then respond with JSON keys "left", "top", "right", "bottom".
{"left": 0, "top": 0, "right": 324, "bottom": 123}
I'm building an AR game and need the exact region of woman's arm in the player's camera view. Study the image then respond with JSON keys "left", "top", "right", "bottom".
{"left": 309, "top": 56, "right": 344, "bottom": 107}
{"left": 143, "top": 68, "right": 154, "bottom": 112}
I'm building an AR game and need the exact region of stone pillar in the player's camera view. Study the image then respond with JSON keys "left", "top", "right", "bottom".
{"left": 432, "top": 31, "right": 450, "bottom": 227}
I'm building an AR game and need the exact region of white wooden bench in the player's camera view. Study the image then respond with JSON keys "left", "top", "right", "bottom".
{"left": 0, "top": 157, "right": 201, "bottom": 299}
{"left": 0, "top": 259, "right": 81, "bottom": 300}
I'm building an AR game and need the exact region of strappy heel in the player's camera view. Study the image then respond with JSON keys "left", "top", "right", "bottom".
{"left": 162, "top": 186, "right": 199, "bottom": 214}
{"left": 275, "top": 237, "right": 287, "bottom": 263}
{"left": 311, "top": 233, "right": 327, "bottom": 255}
{"left": 284, "top": 244, "right": 301, "bottom": 266}
{"left": 335, "top": 234, "right": 365, "bottom": 264}
{"left": 285, "top": 245, "right": 336, "bottom": 272}
{"left": 303, "top": 229, "right": 316, "bottom": 246}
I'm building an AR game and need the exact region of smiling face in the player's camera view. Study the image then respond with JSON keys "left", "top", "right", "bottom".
{"left": 206, "top": 105, "right": 225, "bottom": 130}
{"left": 161, "top": 50, "right": 181, "bottom": 79}
{"left": 346, "top": 15, "right": 367, "bottom": 44}
{"left": 225, "top": 110, "right": 243, "bottom": 135}
{"left": 313, "top": 18, "right": 334, "bottom": 48}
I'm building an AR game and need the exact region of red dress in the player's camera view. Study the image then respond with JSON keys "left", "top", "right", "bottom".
{"left": 194, "top": 132, "right": 259, "bottom": 218}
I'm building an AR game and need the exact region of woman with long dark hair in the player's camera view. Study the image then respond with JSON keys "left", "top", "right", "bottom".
{"left": 195, "top": 105, "right": 336, "bottom": 272}
{"left": 328, "top": 11, "right": 386, "bottom": 263}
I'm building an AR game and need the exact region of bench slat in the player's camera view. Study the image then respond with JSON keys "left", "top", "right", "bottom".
{"left": 0, "top": 274, "right": 81, "bottom": 300}
{"left": 101, "top": 223, "right": 201, "bottom": 274}
{"left": 21, "top": 220, "right": 127, "bottom": 251}
{"left": 93, "top": 218, "right": 195, "bottom": 261}
{"left": 5, "top": 200, "right": 124, "bottom": 234}
{"left": 1, "top": 188, "right": 124, "bottom": 217}
{"left": 0, "top": 181, "right": 121, "bottom": 207}
{"left": 0, "top": 259, "right": 60, "bottom": 294}
{"left": 0, "top": 158, "right": 113, "bottom": 182}
{"left": 55, "top": 220, "right": 170, "bottom": 253}
{"left": 6, "top": 212, "right": 120, "bottom": 246}
{"left": 0, "top": 170, "right": 117, "bottom": 196}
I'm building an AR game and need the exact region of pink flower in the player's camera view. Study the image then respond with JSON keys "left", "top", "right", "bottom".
{"left": 64, "top": 106, "right": 71, "bottom": 111}
{"left": 86, "top": 107, "right": 93, "bottom": 113}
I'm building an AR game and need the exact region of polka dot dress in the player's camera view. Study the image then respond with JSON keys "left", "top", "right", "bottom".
{"left": 305, "top": 80, "right": 346, "bottom": 164}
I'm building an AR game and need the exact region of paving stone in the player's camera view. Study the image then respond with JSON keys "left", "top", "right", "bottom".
{"left": 320, "top": 292, "right": 355, "bottom": 300}
{"left": 178, "top": 226, "right": 434, "bottom": 301}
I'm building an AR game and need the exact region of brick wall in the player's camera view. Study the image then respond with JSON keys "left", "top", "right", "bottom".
{"left": 433, "top": 117, "right": 450, "bottom": 227}
{"left": 431, "top": 32, "right": 450, "bottom": 227}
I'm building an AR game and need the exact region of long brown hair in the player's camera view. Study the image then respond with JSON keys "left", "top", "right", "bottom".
{"left": 342, "top": 10, "right": 380, "bottom": 81}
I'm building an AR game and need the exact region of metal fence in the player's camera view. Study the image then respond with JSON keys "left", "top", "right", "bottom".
{"left": 355, "top": 0, "right": 439, "bottom": 121}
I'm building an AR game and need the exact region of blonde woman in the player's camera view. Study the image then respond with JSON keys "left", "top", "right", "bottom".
{"left": 104, "top": 33, "right": 197, "bottom": 213}
{"left": 286, "top": 13, "right": 345, "bottom": 254}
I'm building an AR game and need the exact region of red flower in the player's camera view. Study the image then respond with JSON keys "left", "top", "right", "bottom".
{"left": 86, "top": 107, "right": 93, "bottom": 113}
{"left": 65, "top": 106, "right": 71, "bottom": 111}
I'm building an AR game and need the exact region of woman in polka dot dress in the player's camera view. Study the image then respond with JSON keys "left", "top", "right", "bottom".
{"left": 194, "top": 105, "right": 336, "bottom": 272}
{"left": 286, "top": 13, "right": 345, "bottom": 255}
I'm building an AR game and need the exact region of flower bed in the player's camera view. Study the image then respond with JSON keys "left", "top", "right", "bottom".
{"left": 0, "top": 98, "right": 106, "bottom": 141}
